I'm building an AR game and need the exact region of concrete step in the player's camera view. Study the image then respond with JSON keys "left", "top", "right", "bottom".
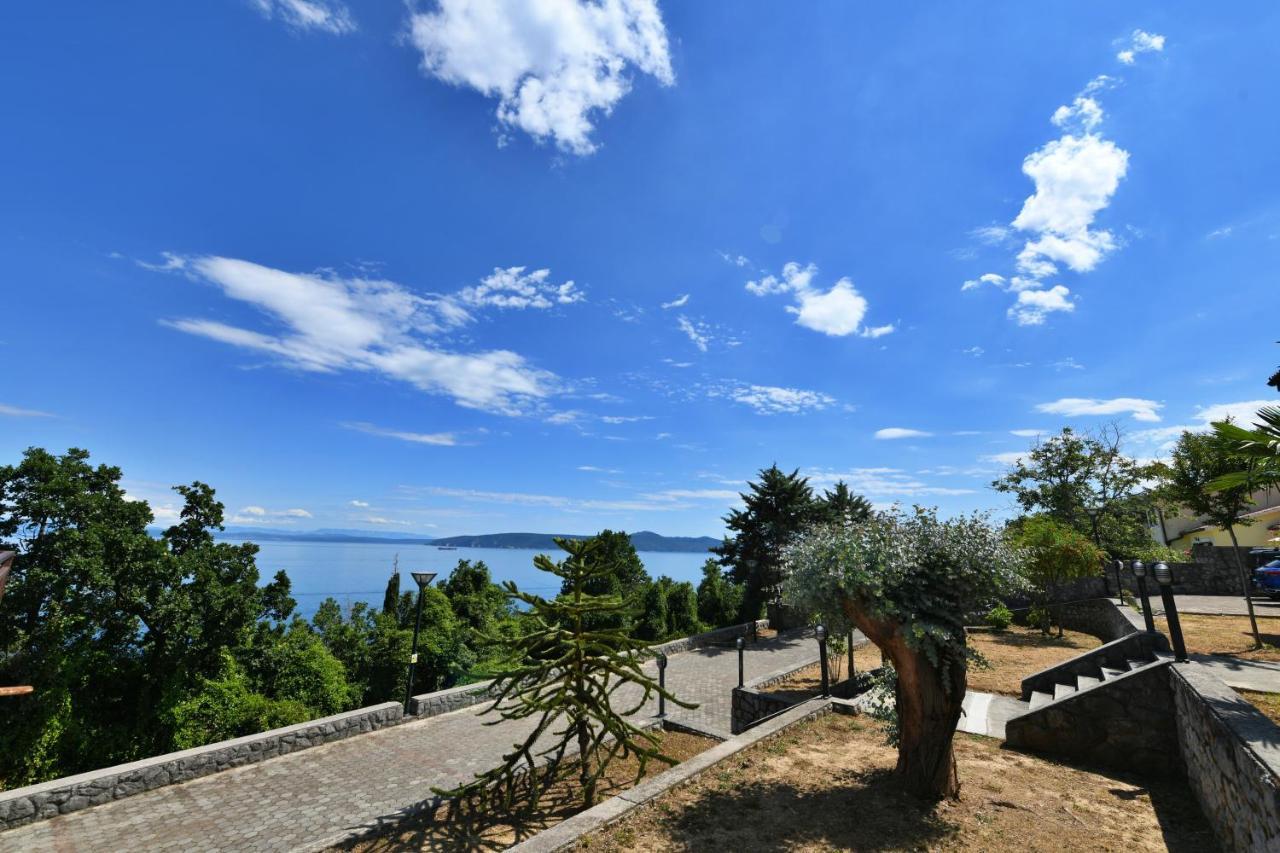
{"left": 1029, "top": 690, "right": 1054, "bottom": 710}
{"left": 1075, "top": 674, "right": 1101, "bottom": 690}
{"left": 1052, "top": 682, "right": 1077, "bottom": 701}
{"left": 1099, "top": 666, "right": 1127, "bottom": 680}
{"left": 1126, "top": 658, "right": 1151, "bottom": 670}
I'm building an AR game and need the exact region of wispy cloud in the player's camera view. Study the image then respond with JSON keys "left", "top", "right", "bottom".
{"left": 0, "top": 403, "right": 54, "bottom": 418}
{"left": 1116, "top": 29, "right": 1165, "bottom": 65}
{"left": 231, "top": 504, "right": 314, "bottom": 524}
{"left": 151, "top": 255, "right": 574, "bottom": 416}
{"left": 725, "top": 384, "right": 836, "bottom": 416}
{"left": 251, "top": 0, "right": 355, "bottom": 35}
{"left": 343, "top": 421, "right": 458, "bottom": 446}
{"left": 874, "top": 427, "right": 932, "bottom": 440}
{"left": 349, "top": 499, "right": 370, "bottom": 507}
{"left": 1035, "top": 397, "right": 1163, "bottom": 422}
{"left": 746, "top": 262, "right": 892, "bottom": 338}
{"left": 676, "top": 316, "right": 711, "bottom": 352}
{"left": 661, "top": 294, "right": 690, "bottom": 309}
{"left": 806, "top": 467, "right": 976, "bottom": 497}
{"left": 406, "top": 0, "right": 673, "bottom": 155}
{"left": 404, "top": 484, "right": 689, "bottom": 513}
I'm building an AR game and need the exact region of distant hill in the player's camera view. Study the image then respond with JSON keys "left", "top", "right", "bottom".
{"left": 428, "top": 530, "right": 720, "bottom": 554}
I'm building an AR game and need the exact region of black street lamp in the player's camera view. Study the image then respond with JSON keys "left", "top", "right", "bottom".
{"left": 1153, "top": 562, "right": 1188, "bottom": 662}
{"left": 847, "top": 629, "right": 856, "bottom": 679}
{"left": 815, "top": 624, "right": 830, "bottom": 697}
{"left": 1113, "top": 559, "right": 1126, "bottom": 601}
{"left": 1131, "top": 560, "right": 1157, "bottom": 633}
{"left": 403, "top": 570, "right": 438, "bottom": 713}
{"left": 656, "top": 652, "right": 668, "bottom": 717}
{"left": 736, "top": 636, "right": 745, "bottom": 688}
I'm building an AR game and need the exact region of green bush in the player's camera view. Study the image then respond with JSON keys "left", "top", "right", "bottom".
{"left": 1027, "top": 605, "right": 1053, "bottom": 633}
{"left": 985, "top": 603, "right": 1013, "bottom": 631}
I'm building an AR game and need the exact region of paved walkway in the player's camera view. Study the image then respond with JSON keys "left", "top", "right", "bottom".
{"left": 1187, "top": 655, "right": 1280, "bottom": 693}
{"left": 957, "top": 691, "right": 1028, "bottom": 740}
{"left": 0, "top": 632, "right": 818, "bottom": 853}
{"left": 1147, "top": 594, "right": 1280, "bottom": 617}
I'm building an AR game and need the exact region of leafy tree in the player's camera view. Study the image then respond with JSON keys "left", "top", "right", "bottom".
{"left": 167, "top": 652, "right": 310, "bottom": 749}
{"left": 665, "top": 580, "right": 701, "bottom": 638}
{"left": 437, "top": 537, "right": 693, "bottom": 812}
{"left": 250, "top": 621, "right": 359, "bottom": 715}
{"left": 1165, "top": 428, "right": 1262, "bottom": 646}
{"left": 820, "top": 481, "right": 872, "bottom": 526}
{"left": 382, "top": 558, "right": 400, "bottom": 615}
{"left": 1008, "top": 516, "right": 1103, "bottom": 636}
{"left": 696, "top": 559, "right": 744, "bottom": 628}
{"left": 784, "top": 509, "right": 1023, "bottom": 798}
{"left": 635, "top": 579, "right": 669, "bottom": 642}
{"left": 443, "top": 559, "right": 511, "bottom": 637}
{"left": 714, "top": 465, "right": 820, "bottom": 621}
{"left": 991, "top": 426, "right": 1162, "bottom": 559}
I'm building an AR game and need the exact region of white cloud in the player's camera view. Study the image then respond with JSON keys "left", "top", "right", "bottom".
{"left": 1128, "top": 399, "right": 1273, "bottom": 456}
{"left": 718, "top": 252, "right": 751, "bottom": 267}
{"left": 343, "top": 421, "right": 458, "bottom": 446}
{"left": 1035, "top": 397, "right": 1163, "bottom": 422}
{"left": 232, "top": 504, "right": 313, "bottom": 523}
{"left": 728, "top": 384, "right": 835, "bottom": 415}
{"left": 661, "top": 294, "right": 689, "bottom": 309}
{"left": 457, "top": 266, "right": 582, "bottom": 310}
{"left": 961, "top": 273, "right": 1006, "bottom": 292}
{"left": 676, "top": 316, "right": 710, "bottom": 352}
{"left": 409, "top": 484, "right": 687, "bottom": 512}
{"left": 874, "top": 427, "right": 933, "bottom": 440}
{"left": 156, "top": 255, "right": 566, "bottom": 416}
{"left": 641, "top": 488, "right": 740, "bottom": 501}
{"left": 407, "top": 0, "right": 674, "bottom": 155}
{"left": 349, "top": 499, "right": 370, "bottom": 507}
{"left": 600, "top": 415, "right": 653, "bottom": 424}
{"left": 0, "top": 404, "right": 54, "bottom": 417}
{"left": 1117, "top": 29, "right": 1165, "bottom": 65}
{"left": 1194, "top": 400, "right": 1274, "bottom": 428}
{"left": 251, "top": 0, "right": 355, "bottom": 34}
{"left": 984, "top": 451, "right": 1030, "bottom": 466}
{"left": 971, "top": 225, "right": 1011, "bottom": 245}
{"left": 746, "top": 262, "right": 889, "bottom": 338}
{"left": 806, "top": 467, "right": 976, "bottom": 497}
{"left": 1010, "top": 429, "right": 1042, "bottom": 437}
{"left": 1007, "top": 284, "right": 1075, "bottom": 326}
{"left": 577, "top": 465, "right": 621, "bottom": 473}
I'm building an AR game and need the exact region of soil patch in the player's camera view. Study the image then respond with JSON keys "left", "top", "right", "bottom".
{"left": 340, "top": 729, "right": 715, "bottom": 852}
{"left": 1155, "top": 613, "right": 1280, "bottom": 661}
{"left": 577, "top": 714, "right": 1216, "bottom": 852}
{"left": 761, "top": 645, "right": 885, "bottom": 701}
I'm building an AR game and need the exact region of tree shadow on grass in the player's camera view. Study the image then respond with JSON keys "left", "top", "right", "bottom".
{"left": 651, "top": 768, "right": 953, "bottom": 852}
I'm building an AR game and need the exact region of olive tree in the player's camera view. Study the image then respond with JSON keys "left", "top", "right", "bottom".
{"left": 783, "top": 508, "right": 1024, "bottom": 799}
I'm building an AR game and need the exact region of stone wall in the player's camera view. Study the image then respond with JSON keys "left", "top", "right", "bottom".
{"left": 0, "top": 702, "right": 403, "bottom": 832}
{"left": 1012, "top": 596, "right": 1145, "bottom": 643}
{"left": 1171, "top": 664, "right": 1280, "bottom": 852}
{"left": 1011, "top": 548, "right": 1251, "bottom": 604}
{"left": 1005, "top": 661, "right": 1179, "bottom": 773}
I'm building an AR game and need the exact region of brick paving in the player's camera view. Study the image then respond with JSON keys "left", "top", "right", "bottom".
{"left": 0, "top": 631, "right": 818, "bottom": 852}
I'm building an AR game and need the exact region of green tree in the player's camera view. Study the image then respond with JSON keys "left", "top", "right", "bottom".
{"left": 820, "top": 481, "right": 872, "bottom": 526}
{"left": 635, "top": 579, "right": 669, "bottom": 642}
{"left": 1166, "top": 428, "right": 1262, "bottom": 647}
{"left": 991, "top": 426, "right": 1162, "bottom": 559}
{"left": 167, "top": 652, "right": 310, "bottom": 749}
{"left": 665, "top": 580, "right": 701, "bottom": 638}
{"left": 437, "top": 537, "right": 693, "bottom": 812}
{"left": 442, "top": 558, "right": 510, "bottom": 637}
{"left": 382, "top": 557, "right": 400, "bottom": 615}
{"left": 696, "top": 559, "right": 744, "bottom": 628}
{"left": 1009, "top": 516, "right": 1104, "bottom": 636}
{"left": 784, "top": 509, "right": 1023, "bottom": 798}
{"left": 714, "top": 465, "right": 820, "bottom": 621}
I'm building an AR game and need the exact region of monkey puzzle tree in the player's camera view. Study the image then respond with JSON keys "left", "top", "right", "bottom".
{"left": 437, "top": 537, "right": 693, "bottom": 812}
{"left": 784, "top": 509, "right": 1023, "bottom": 799}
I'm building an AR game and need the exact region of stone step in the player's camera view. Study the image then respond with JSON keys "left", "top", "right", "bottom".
{"left": 1029, "top": 690, "right": 1054, "bottom": 710}
{"left": 1099, "top": 666, "right": 1127, "bottom": 680}
{"left": 1052, "top": 682, "right": 1077, "bottom": 701}
{"left": 1075, "top": 674, "right": 1101, "bottom": 690}
{"left": 1126, "top": 658, "right": 1151, "bottom": 670}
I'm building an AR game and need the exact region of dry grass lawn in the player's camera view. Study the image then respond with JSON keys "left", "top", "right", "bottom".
{"left": 1239, "top": 689, "right": 1280, "bottom": 727}
{"left": 763, "top": 627, "right": 1101, "bottom": 700}
{"left": 577, "top": 714, "right": 1216, "bottom": 852}
{"left": 1155, "top": 613, "right": 1280, "bottom": 661}
{"left": 343, "top": 730, "right": 715, "bottom": 852}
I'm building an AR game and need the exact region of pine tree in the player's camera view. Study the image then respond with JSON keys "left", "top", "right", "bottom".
{"left": 382, "top": 554, "right": 400, "bottom": 616}
{"left": 435, "top": 537, "right": 694, "bottom": 813}
{"left": 714, "top": 464, "right": 819, "bottom": 621}
{"left": 820, "top": 481, "right": 873, "bottom": 526}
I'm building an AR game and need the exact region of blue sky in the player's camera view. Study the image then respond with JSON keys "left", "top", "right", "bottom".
{"left": 2, "top": 1, "right": 1278, "bottom": 538}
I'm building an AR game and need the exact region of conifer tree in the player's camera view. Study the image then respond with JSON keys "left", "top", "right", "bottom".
{"left": 436, "top": 537, "right": 694, "bottom": 812}
{"left": 381, "top": 554, "right": 400, "bottom": 616}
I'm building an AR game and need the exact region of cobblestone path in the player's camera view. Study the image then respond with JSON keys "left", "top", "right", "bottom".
{"left": 0, "top": 631, "right": 819, "bottom": 852}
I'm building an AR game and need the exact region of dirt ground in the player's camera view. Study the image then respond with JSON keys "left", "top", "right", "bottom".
{"left": 765, "top": 627, "right": 1101, "bottom": 700}
{"left": 577, "top": 714, "right": 1217, "bottom": 852}
{"left": 342, "top": 729, "right": 715, "bottom": 852}
{"left": 1155, "top": 613, "right": 1280, "bottom": 661}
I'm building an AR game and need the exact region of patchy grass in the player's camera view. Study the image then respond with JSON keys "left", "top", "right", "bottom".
{"left": 342, "top": 729, "right": 715, "bottom": 852}
{"left": 577, "top": 714, "right": 1216, "bottom": 852}
{"left": 1155, "top": 614, "right": 1280, "bottom": 661}
{"left": 1239, "top": 689, "right": 1280, "bottom": 726}
{"left": 965, "top": 626, "right": 1102, "bottom": 697}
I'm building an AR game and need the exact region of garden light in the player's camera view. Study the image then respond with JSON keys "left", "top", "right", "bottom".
{"left": 815, "top": 624, "right": 830, "bottom": 697}
{"left": 1152, "top": 562, "right": 1187, "bottom": 662}
{"left": 1130, "top": 560, "right": 1155, "bottom": 633}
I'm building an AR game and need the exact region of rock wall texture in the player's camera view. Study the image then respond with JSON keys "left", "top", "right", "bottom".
{"left": 1171, "top": 664, "right": 1280, "bottom": 852}
{"left": 0, "top": 702, "right": 403, "bottom": 831}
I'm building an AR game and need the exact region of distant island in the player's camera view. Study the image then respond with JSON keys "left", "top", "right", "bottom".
{"left": 428, "top": 531, "right": 721, "bottom": 554}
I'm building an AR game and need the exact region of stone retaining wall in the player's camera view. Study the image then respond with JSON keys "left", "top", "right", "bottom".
{"left": 730, "top": 639, "right": 871, "bottom": 734}
{"left": 1012, "top": 596, "right": 1145, "bottom": 642}
{"left": 1171, "top": 663, "right": 1280, "bottom": 852}
{"left": 0, "top": 701, "right": 403, "bottom": 832}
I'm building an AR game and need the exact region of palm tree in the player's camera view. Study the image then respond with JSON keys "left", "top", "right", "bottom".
{"left": 1210, "top": 406, "right": 1280, "bottom": 492}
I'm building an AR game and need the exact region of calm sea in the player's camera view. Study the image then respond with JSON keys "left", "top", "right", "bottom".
{"left": 221, "top": 539, "right": 714, "bottom": 620}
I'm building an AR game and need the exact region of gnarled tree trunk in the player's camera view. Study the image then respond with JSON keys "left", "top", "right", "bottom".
{"left": 842, "top": 598, "right": 966, "bottom": 799}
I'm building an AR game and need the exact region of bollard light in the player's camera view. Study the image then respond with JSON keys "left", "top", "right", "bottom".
{"left": 657, "top": 652, "right": 668, "bottom": 717}
{"left": 1113, "top": 559, "right": 1126, "bottom": 599}
{"left": 404, "top": 571, "right": 438, "bottom": 713}
{"left": 1131, "top": 560, "right": 1156, "bottom": 633}
{"left": 736, "top": 636, "right": 745, "bottom": 687}
{"left": 815, "top": 624, "right": 830, "bottom": 697}
{"left": 1152, "top": 562, "right": 1187, "bottom": 662}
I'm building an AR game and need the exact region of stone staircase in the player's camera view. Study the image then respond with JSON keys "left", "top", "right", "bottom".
{"left": 1025, "top": 645, "right": 1173, "bottom": 710}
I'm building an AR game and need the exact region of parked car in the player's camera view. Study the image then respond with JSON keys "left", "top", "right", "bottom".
{"left": 1253, "top": 559, "right": 1280, "bottom": 600}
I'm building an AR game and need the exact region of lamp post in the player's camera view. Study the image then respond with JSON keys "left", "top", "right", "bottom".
{"left": 656, "top": 652, "right": 668, "bottom": 717}
{"left": 815, "top": 625, "right": 830, "bottom": 697}
{"left": 403, "top": 570, "right": 438, "bottom": 713}
{"left": 1113, "top": 558, "right": 1126, "bottom": 601}
{"left": 847, "top": 629, "right": 856, "bottom": 679}
{"left": 1131, "top": 560, "right": 1156, "bottom": 633}
{"left": 736, "top": 636, "right": 745, "bottom": 688}
{"left": 1154, "top": 562, "right": 1188, "bottom": 662}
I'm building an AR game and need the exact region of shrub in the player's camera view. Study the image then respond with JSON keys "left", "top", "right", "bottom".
{"left": 985, "top": 603, "right": 1013, "bottom": 631}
